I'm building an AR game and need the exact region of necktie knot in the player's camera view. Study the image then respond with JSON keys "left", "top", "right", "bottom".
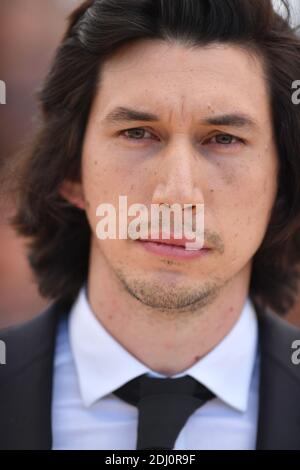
{"left": 113, "top": 373, "right": 215, "bottom": 450}
{"left": 114, "top": 373, "right": 214, "bottom": 404}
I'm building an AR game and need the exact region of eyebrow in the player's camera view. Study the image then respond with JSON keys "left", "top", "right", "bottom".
{"left": 102, "top": 106, "right": 259, "bottom": 130}
{"left": 203, "top": 114, "right": 258, "bottom": 129}
{"left": 102, "top": 107, "right": 159, "bottom": 125}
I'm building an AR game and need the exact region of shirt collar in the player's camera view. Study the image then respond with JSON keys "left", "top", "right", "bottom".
{"left": 69, "top": 287, "right": 258, "bottom": 412}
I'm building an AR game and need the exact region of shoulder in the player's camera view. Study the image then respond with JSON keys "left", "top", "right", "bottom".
{"left": 0, "top": 302, "right": 70, "bottom": 449}
{"left": 0, "top": 302, "right": 67, "bottom": 381}
{"left": 255, "top": 303, "right": 300, "bottom": 383}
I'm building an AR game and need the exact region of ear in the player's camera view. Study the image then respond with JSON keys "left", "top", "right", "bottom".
{"left": 59, "top": 180, "right": 86, "bottom": 210}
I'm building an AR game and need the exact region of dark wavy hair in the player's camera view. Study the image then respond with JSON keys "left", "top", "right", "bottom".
{"left": 13, "top": 0, "right": 300, "bottom": 314}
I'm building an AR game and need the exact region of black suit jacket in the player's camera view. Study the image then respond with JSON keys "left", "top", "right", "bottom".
{"left": 0, "top": 300, "right": 300, "bottom": 450}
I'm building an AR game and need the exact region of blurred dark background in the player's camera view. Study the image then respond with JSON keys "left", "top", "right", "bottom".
{"left": 0, "top": 0, "right": 81, "bottom": 327}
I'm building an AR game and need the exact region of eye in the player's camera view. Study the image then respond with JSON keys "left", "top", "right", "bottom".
{"left": 119, "top": 127, "right": 156, "bottom": 141}
{"left": 204, "top": 133, "right": 244, "bottom": 146}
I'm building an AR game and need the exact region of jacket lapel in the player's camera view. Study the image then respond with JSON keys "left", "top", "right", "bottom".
{"left": 254, "top": 303, "right": 300, "bottom": 449}
{"left": 0, "top": 302, "right": 63, "bottom": 450}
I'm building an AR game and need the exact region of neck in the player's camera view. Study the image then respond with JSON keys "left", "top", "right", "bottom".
{"left": 87, "top": 252, "right": 252, "bottom": 376}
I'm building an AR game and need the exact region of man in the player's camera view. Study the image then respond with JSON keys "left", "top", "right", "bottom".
{"left": 1, "top": 0, "right": 300, "bottom": 450}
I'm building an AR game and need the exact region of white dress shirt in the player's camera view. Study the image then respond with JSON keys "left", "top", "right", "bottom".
{"left": 51, "top": 287, "right": 260, "bottom": 450}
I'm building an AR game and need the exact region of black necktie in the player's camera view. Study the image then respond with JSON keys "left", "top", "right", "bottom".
{"left": 113, "top": 373, "right": 215, "bottom": 450}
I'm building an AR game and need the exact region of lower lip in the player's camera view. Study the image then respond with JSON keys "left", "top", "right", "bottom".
{"left": 137, "top": 240, "right": 211, "bottom": 261}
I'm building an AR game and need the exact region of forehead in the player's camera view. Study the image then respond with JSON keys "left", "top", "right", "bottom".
{"left": 93, "top": 39, "right": 270, "bottom": 123}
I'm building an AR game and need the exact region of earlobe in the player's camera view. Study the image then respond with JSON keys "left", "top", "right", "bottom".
{"left": 59, "top": 180, "right": 86, "bottom": 210}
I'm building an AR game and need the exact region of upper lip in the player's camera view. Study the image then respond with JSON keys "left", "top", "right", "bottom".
{"left": 138, "top": 234, "right": 209, "bottom": 249}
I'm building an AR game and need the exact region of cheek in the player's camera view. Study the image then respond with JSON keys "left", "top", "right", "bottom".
{"left": 82, "top": 137, "right": 155, "bottom": 215}
{"left": 81, "top": 153, "right": 146, "bottom": 239}
{"left": 212, "top": 160, "right": 277, "bottom": 257}
{"left": 82, "top": 152, "right": 124, "bottom": 210}
{"left": 237, "top": 161, "right": 277, "bottom": 227}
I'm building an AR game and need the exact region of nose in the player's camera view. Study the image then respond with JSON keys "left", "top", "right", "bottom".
{"left": 152, "top": 138, "right": 204, "bottom": 209}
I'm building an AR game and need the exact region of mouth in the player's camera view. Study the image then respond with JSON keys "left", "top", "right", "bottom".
{"left": 136, "top": 236, "right": 211, "bottom": 261}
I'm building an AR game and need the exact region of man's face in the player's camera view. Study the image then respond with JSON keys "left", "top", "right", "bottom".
{"left": 76, "top": 40, "right": 278, "bottom": 311}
